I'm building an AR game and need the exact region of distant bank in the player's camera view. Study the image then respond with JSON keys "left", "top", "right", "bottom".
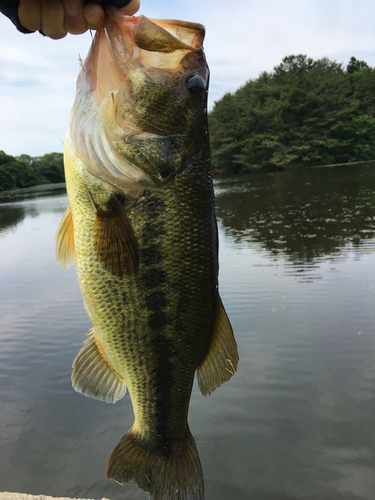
{"left": 0, "top": 152, "right": 64, "bottom": 192}
{"left": 2, "top": 159, "right": 375, "bottom": 198}
{"left": 0, "top": 182, "right": 66, "bottom": 197}
{"left": 0, "top": 494, "right": 109, "bottom": 500}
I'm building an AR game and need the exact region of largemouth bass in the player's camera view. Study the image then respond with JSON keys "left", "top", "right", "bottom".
{"left": 56, "top": 10, "right": 238, "bottom": 500}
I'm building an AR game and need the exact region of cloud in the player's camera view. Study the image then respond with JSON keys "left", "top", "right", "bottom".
{"left": 0, "top": 18, "right": 92, "bottom": 156}
{"left": 1, "top": 0, "right": 375, "bottom": 156}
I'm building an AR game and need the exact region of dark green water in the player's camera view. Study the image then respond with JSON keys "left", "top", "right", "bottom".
{"left": 1, "top": 164, "right": 375, "bottom": 499}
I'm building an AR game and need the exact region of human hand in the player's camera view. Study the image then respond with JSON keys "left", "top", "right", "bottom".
{"left": 18, "top": 0, "right": 140, "bottom": 39}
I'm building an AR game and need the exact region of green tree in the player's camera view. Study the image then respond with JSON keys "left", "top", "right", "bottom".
{"left": 342, "top": 115, "right": 375, "bottom": 161}
{"left": 31, "top": 152, "right": 65, "bottom": 183}
{"left": 347, "top": 56, "right": 369, "bottom": 74}
{"left": 238, "top": 56, "right": 354, "bottom": 167}
{"left": 208, "top": 54, "right": 375, "bottom": 173}
{"left": 0, "top": 151, "right": 65, "bottom": 191}
{"left": 0, "top": 151, "right": 39, "bottom": 191}
{"left": 208, "top": 93, "right": 242, "bottom": 173}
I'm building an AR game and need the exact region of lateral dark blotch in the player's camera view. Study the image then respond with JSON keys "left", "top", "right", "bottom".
{"left": 151, "top": 334, "right": 175, "bottom": 450}
{"left": 145, "top": 290, "right": 167, "bottom": 311}
{"left": 140, "top": 244, "right": 163, "bottom": 266}
{"left": 141, "top": 223, "right": 165, "bottom": 240}
{"left": 148, "top": 311, "right": 169, "bottom": 330}
{"left": 140, "top": 268, "right": 166, "bottom": 288}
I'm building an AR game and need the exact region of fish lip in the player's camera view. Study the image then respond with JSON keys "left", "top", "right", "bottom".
{"left": 104, "top": 8, "right": 206, "bottom": 50}
{"left": 132, "top": 15, "right": 204, "bottom": 53}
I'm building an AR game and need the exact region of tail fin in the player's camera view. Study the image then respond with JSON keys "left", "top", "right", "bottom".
{"left": 106, "top": 427, "right": 204, "bottom": 500}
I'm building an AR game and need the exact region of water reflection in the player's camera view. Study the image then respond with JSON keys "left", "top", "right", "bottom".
{"left": 0, "top": 184, "right": 66, "bottom": 205}
{"left": 0, "top": 187, "right": 67, "bottom": 234}
{"left": 0, "top": 205, "right": 25, "bottom": 233}
{"left": 214, "top": 163, "right": 375, "bottom": 264}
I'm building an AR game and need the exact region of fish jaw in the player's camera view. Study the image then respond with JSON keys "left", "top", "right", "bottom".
{"left": 69, "top": 14, "right": 209, "bottom": 192}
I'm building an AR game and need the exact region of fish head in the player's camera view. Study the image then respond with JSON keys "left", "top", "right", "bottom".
{"left": 69, "top": 12, "right": 209, "bottom": 192}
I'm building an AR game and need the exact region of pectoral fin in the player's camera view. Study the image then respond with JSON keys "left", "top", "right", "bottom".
{"left": 72, "top": 328, "right": 126, "bottom": 404}
{"left": 196, "top": 296, "right": 238, "bottom": 396}
{"left": 55, "top": 205, "right": 75, "bottom": 270}
{"left": 94, "top": 195, "right": 139, "bottom": 278}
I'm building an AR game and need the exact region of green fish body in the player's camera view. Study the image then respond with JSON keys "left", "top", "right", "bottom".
{"left": 56, "top": 12, "right": 238, "bottom": 500}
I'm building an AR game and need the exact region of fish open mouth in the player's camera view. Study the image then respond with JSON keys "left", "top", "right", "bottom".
{"left": 80, "top": 14, "right": 206, "bottom": 105}
{"left": 108, "top": 10, "right": 205, "bottom": 51}
{"left": 69, "top": 14, "right": 209, "bottom": 192}
{"left": 133, "top": 16, "right": 205, "bottom": 51}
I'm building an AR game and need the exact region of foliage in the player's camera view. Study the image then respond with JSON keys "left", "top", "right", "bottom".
{"left": 208, "top": 55, "right": 375, "bottom": 173}
{"left": 0, "top": 152, "right": 64, "bottom": 191}
{"left": 346, "top": 56, "right": 368, "bottom": 74}
{"left": 209, "top": 93, "right": 243, "bottom": 173}
{"left": 29, "top": 153, "right": 65, "bottom": 184}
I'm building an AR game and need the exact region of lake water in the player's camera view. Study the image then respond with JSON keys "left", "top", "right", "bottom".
{"left": 1, "top": 164, "right": 375, "bottom": 500}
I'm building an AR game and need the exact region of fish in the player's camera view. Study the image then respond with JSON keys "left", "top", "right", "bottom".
{"left": 55, "top": 9, "right": 238, "bottom": 500}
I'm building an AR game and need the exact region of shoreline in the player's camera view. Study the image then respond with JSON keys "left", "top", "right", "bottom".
{"left": 0, "top": 182, "right": 66, "bottom": 196}
{"left": 1, "top": 158, "right": 375, "bottom": 196}
{"left": 0, "top": 494, "right": 110, "bottom": 500}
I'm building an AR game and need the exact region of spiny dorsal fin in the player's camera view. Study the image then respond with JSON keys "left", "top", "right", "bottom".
{"left": 196, "top": 296, "right": 238, "bottom": 396}
{"left": 94, "top": 195, "right": 139, "bottom": 278}
{"left": 55, "top": 205, "right": 75, "bottom": 270}
{"left": 72, "top": 328, "right": 126, "bottom": 404}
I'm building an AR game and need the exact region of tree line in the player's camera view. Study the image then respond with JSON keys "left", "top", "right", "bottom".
{"left": 0, "top": 151, "right": 64, "bottom": 191}
{"left": 208, "top": 55, "right": 375, "bottom": 173}
{"left": 2, "top": 55, "right": 374, "bottom": 190}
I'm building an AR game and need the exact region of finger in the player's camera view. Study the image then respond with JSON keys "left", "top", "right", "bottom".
{"left": 62, "top": 0, "right": 87, "bottom": 34}
{"left": 83, "top": 2, "right": 105, "bottom": 30}
{"left": 64, "top": 12, "right": 87, "bottom": 34}
{"left": 41, "top": 0, "right": 67, "bottom": 39}
{"left": 18, "top": 0, "right": 42, "bottom": 32}
{"left": 118, "top": 0, "right": 140, "bottom": 16}
{"left": 62, "top": 0, "right": 83, "bottom": 16}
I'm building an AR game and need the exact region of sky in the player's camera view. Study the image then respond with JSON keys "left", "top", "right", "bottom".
{"left": 1, "top": 0, "right": 375, "bottom": 157}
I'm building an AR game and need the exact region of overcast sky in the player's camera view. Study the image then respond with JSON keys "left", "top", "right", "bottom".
{"left": 1, "top": 0, "right": 375, "bottom": 157}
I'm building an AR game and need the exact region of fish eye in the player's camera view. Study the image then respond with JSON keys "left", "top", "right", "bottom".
{"left": 185, "top": 74, "right": 205, "bottom": 96}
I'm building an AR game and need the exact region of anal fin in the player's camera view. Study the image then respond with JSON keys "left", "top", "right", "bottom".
{"left": 55, "top": 205, "right": 75, "bottom": 270}
{"left": 196, "top": 296, "right": 238, "bottom": 396}
{"left": 94, "top": 195, "right": 139, "bottom": 278}
{"left": 72, "top": 328, "right": 126, "bottom": 404}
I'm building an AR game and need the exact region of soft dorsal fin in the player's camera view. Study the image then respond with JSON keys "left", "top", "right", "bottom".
{"left": 94, "top": 195, "right": 139, "bottom": 278}
{"left": 196, "top": 296, "right": 238, "bottom": 396}
{"left": 72, "top": 328, "right": 126, "bottom": 404}
{"left": 55, "top": 205, "right": 75, "bottom": 270}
